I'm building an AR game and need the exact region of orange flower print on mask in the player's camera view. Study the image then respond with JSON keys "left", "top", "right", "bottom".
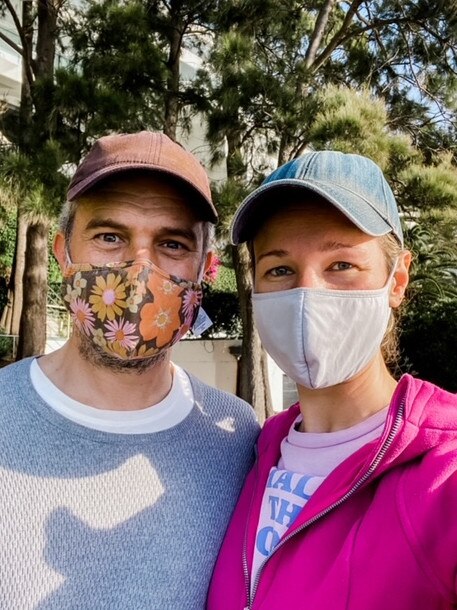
{"left": 139, "top": 292, "right": 183, "bottom": 347}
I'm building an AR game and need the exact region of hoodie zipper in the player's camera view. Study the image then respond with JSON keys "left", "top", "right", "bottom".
{"left": 243, "top": 400, "right": 405, "bottom": 610}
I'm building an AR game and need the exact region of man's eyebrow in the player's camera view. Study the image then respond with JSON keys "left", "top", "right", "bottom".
{"left": 84, "top": 218, "right": 127, "bottom": 231}
{"left": 159, "top": 226, "right": 199, "bottom": 243}
{"left": 83, "top": 219, "right": 198, "bottom": 242}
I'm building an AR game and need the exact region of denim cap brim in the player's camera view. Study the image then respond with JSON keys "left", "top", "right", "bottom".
{"left": 230, "top": 151, "right": 404, "bottom": 246}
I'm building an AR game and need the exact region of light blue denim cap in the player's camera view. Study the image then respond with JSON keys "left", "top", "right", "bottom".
{"left": 231, "top": 151, "right": 403, "bottom": 246}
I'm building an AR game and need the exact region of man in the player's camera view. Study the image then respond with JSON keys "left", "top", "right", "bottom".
{"left": 0, "top": 132, "right": 259, "bottom": 609}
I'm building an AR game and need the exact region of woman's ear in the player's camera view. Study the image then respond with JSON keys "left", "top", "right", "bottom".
{"left": 389, "top": 250, "right": 412, "bottom": 308}
{"left": 53, "top": 232, "right": 67, "bottom": 272}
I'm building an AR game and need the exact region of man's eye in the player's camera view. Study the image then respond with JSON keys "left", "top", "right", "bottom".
{"left": 163, "top": 241, "right": 185, "bottom": 250}
{"left": 96, "top": 234, "right": 119, "bottom": 243}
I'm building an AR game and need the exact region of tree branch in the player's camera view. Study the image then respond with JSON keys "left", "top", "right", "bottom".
{"left": 3, "top": 0, "right": 29, "bottom": 54}
{"left": 308, "top": 0, "right": 364, "bottom": 73}
{"left": 2, "top": 0, "right": 35, "bottom": 88}
{"left": 304, "top": 0, "right": 338, "bottom": 69}
{"left": 0, "top": 29, "right": 23, "bottom": 55}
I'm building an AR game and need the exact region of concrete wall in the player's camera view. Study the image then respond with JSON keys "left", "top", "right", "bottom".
{"left": 171, "top": 339, "right": 239, "bottom": 394}
{"left": 172, "top": 338, "right": 284, "bottom": 412}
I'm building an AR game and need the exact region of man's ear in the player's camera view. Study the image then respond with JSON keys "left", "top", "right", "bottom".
{"left": 203, "top": 250, "right": 213, "bottom": 275}
{"left": 389, "top": 250, "right": 412, "bottom": 308}
{"left": 199, "top": 250, "right": 215, "bottom": 283}
{"left": 53, "top": 232, "right": 67, "bottom": 272}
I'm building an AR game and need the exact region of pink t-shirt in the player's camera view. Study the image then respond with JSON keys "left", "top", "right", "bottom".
{"left": 251, "top": 407, "right": 388, "bottom": 591}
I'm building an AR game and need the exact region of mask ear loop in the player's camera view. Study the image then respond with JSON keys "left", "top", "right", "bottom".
{"left": 65, "top": 248, "right": 73, "bottom": 266}
{"left": 385, "top": 256, "right": 399, "bottom": 289}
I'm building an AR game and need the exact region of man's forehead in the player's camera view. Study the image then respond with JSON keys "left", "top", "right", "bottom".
{"left": 74, "top": 171, "right": 211, "bottom": 223}
{"left": 72, "top": 194, "right": 204, "bottom": 243}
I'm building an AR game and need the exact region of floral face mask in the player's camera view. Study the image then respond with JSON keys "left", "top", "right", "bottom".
{"left": 61, "top": 258, "right": 203, "bottom": 360}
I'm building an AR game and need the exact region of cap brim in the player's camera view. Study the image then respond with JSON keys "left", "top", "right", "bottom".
{"left": 231, "top": 179, "right": 395, "bottom": 244}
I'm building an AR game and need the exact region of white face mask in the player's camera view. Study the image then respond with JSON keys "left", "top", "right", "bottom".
{"left": 252, "top": 274, "right": 395, "bottom": 390}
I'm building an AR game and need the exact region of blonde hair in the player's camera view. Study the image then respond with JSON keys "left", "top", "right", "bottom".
{"left": 379, "top": 233, "right": 405, "bottom": 370}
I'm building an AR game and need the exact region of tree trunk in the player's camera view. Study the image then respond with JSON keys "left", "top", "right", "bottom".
{"left": 34, "top": 0, "right": 59, "bottom": 138}
{"left": 163, "top": 3, "right": 183, "bottom": 140}
{"left": 10, "top": 213, "right": 28, "bottom": 335}
{"left": 232, "top": 244, "right": 273, "bottom": 424}
{"left": 18, "top": 0, "right": 34, "bottom": 149}
{"left": 0, "top": 213, "right": 28, "bottom": 335}
{"left": 16, "top": 221, "right": 49, "bottom": 359}
{"left": 224, "top": 125, "right": 273, "bottom": 421}
{"left": 36, "top": 0, "right": 58, "bottom": 78}
{"left": 12, "top": 0, "right": 61, "bottom": 359}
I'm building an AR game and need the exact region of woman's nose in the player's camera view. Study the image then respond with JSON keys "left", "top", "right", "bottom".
{"left": 295, "top": 268, "right": 323, "bottom": 289}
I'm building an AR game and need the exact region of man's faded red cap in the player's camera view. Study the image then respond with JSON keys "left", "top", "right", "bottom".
{"left": 67, "top": 131, "right": 218, "bottom": 223}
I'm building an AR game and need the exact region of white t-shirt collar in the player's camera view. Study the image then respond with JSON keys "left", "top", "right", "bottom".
{"left": 30, "top": 358, "right": 194, "bottom": 434}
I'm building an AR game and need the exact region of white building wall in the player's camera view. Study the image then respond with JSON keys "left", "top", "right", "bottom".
{"left": 0, "top": 1, "right": 22, "bottom": 108}
{"left": 172, "top": 339, "right": 284, "bottom": 412}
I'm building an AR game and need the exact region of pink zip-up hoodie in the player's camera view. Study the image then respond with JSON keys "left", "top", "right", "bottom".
{"left": 207, "top": 375, "right": 457, "bottom": 610}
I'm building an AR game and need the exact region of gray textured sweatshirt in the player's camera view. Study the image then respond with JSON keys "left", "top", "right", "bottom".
{"left": 0, "top": 358, "right": 259, "bottom": 609}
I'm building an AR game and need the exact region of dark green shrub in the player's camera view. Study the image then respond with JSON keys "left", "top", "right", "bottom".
{"left": 399, "top": 297, "right": 457, "bottom": 393}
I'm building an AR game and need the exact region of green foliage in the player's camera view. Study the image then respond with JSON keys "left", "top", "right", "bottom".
{"left": 0, "top": 186, "right": 17, "bottom": 276}
{"left": 202, "top": 263, "right": 241, "bottom": 338}
{"left": 404, "top": 223, "right": 457, "bottom": 299}
{"left": 398, "top": 156, "right": 457, "bottom": 213}
{"left": 308, "top": 86, "right": 417, "bottom": 172}
{"left": 0, "top": 146, "right": 66, "bottom": 221}
{"left": 212, "top": 263, "right": 238, "bottom": 293}
{"left": 201, "top": 287, "right": 242, "bottom": 339}
{"left": 202, "top": 0, "right": 457, "bottom": 173}
{"left": 0, "top": 331, "right": 15, "bottom": 361}
{"left": 211, "top": 179, "right": 252, "bottom": 240}
{"left": 56, "top": 0, "right": 167, "bottom": 152}
{"left": 400, "top": 298, "right": 457, "bottom": 392}
{"left": 55, "top": 0, "right": 230, "bottom": 155}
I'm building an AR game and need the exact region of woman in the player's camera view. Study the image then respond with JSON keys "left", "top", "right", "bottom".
{"left": 207, "top": 151, "right": 457, "bottom": 610}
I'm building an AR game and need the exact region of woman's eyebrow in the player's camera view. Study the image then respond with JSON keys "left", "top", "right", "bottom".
{"left": 256, "top": 249, "right": 288, "bottom": 263}
{"left": 319, "top": 240, "right": 358, "bottom": 252}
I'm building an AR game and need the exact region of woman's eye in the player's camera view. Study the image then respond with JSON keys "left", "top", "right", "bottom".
{"left": 268, "top": 266, "right": 292, "bottom": 277}
{"left": 331, "top": 261, "right": 353, "bottom": 271}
